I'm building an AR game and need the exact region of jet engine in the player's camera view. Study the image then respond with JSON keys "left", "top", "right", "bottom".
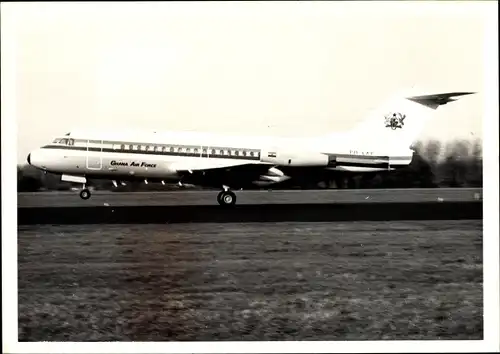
{"left": 260, "top": 148, "right": 330, "bottom": 167}
{"left": 257, "top": 166, "right": 290, "bottom": 183}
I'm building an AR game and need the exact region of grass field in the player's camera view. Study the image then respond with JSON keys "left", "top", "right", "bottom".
{"left": 18, "top": 220, "right": 483, "bottom": 341}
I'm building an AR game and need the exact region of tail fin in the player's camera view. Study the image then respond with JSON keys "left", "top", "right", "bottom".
{"left": 347, "top": 91, "right": 475, "bottom": 154}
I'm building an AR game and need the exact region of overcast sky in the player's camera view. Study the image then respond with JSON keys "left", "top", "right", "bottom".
{"left": 3, "top": 1, "right": 491, "bottom": 163}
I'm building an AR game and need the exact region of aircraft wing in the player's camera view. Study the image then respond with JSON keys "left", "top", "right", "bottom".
{"left": 172, "top": 161, "right": 288, "bottom": 189}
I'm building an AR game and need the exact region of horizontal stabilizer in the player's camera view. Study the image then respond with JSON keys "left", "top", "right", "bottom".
{"left": 406, "top": 92, "right": 476, "bottom": 109}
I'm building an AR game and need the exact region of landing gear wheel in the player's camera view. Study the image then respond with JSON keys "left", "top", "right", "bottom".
{"left": 80, "top": 189, "right": 91, "bottom": 200}
{"left": 217, "top": 191, "right": 236, "bottom": 206}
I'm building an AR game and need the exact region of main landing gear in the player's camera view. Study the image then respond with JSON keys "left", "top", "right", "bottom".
{"left": 79, "top": 185, "right": 91, "bottom": 200}
{"left": 217, "top": 190, "right": 236, "bottom": 206}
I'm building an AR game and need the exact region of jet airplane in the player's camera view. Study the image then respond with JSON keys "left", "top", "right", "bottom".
{"left": 26, "top": 91, "right": 475, "bottom": 206}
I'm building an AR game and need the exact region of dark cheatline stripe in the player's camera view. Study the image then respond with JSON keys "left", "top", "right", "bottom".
{"left": 41, "top": 145, "right": 261, "bottom": 161}
{"left": 389, "top": 164, "right": 409, "bottom": 169}
{"left": 331, "top": 153, "right": 389, "bottom": 160}
{"left": 389, "top": 156, "right": 414, "bottom": 161}
{"left": 327, "top": 153, "right": 412, "bottom": 161}
{"left": 41, "top": 145, "right": 412, "bottom": 168}
{"left": 335, "top": 161, "right": 390, "bottom": 168}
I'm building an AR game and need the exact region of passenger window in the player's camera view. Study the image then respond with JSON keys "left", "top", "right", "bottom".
{"left": 203, "top": 148, "right": 207, "bottom": 154}
{"left": 170, "top": 147, "right": 174, "bottom": 152}
{"left": 194, "top": 148, "right": 198, "bottom": 153}
{"left": 177, "top": 147, "right": 182, "bottom": 152}
{"left": 68, "top": 139, "right": 74, "bottom": 146}
{"left": 243, "top": 151, "right": 247, "bottom": 156}
{"left": 235, "top": 151, "right": 239, "bottom": 156}
{"left": 250, "top": 151, "right": 254, "bottom": 157}
{"left": 211, "top": 149, "right": 216, "bottom": 155}
{"left": 120, "top": 144, "right": 125, "bottom": 150}
{"left": 219, "top": 150, "right": 224, "bottom": 155}
{"left": 186, "top": 148, "right": 191, "bottom": 153}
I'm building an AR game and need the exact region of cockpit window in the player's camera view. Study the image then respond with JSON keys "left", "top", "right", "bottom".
{"left": 52, "top": 138, "right": 74, "bottom": 145}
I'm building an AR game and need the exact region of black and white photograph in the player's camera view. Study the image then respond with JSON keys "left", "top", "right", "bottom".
{"left": 2, "top": 1, "right": 499, "bottom": 353}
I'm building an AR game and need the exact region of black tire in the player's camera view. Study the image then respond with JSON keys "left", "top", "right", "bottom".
{"left": 80, "top": 189, "right": 91, "bottom": 200}
{"left": 217, "top": 191, "right": 236, "bottom": 206}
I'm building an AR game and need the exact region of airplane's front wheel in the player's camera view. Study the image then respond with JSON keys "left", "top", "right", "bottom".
{"left": 80, "top": 188, "right": 91, "bottom": 200}
{"left": 217, "top": 191, "right": 236, "bottom": 206}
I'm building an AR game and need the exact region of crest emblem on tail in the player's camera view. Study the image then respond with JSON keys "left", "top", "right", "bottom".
{"left": 384, "top": 112, "right": 406, "bottom": 130}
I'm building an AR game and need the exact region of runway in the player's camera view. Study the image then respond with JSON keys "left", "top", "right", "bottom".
{"left": 18, "top": 188, "right": 482, "bottom": 207}
{"left": 17, "top": 188, "right": 482, "bottom": 224}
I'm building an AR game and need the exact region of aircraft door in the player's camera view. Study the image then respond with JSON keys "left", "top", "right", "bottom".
{"left": 86, "top": 139, "right": 103, "bottom": 170}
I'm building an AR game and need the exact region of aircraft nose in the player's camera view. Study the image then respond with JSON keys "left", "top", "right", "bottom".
{"left": 26, "top": 149, "right": 43, "bottom": 169}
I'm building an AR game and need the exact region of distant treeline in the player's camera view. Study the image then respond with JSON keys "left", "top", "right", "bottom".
{"left": 17, "top": 139, "right": 482, "bottom": 192}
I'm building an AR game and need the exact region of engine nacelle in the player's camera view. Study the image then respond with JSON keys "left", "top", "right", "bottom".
{"left": 260, "top": 148, "right": 330, "bottom": 167}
